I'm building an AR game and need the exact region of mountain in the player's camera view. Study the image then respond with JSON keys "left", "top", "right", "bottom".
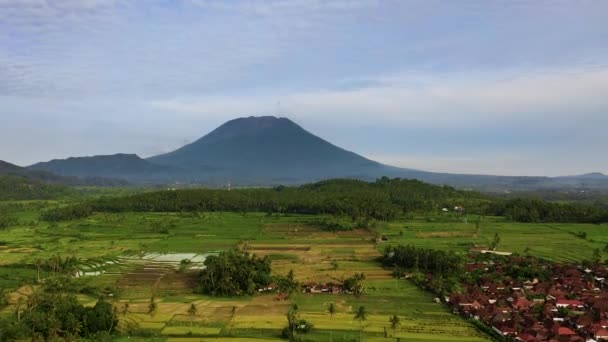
{"left": 23, "top": 116, "right": 608, "bottom": 190}
{"left": 566, "top": 172, "right": 607, "bottom": 179}
{"left": 29, "top": 154, "right": 175, "bottom": 183}
{"left": 148, "top": 116, "right": 400, "bottom": 184}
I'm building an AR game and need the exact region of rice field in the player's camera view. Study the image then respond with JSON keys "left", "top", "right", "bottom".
{"left": 4, "top": 203, "right": 606, "bottom": 340}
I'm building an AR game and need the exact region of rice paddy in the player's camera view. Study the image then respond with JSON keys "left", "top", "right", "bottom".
{"left": 2, "top": 202, "right": 605, "bottom": 340}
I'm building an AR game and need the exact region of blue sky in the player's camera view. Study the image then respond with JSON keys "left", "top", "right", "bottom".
{"left": 1, "top": 0, "right": 607, "bottom": 176}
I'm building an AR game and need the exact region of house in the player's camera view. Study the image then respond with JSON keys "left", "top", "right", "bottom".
{"left": 554, "top": 326, "right": 577, "bottom": 337}
{"left": 556, "top": 299, "right": 585, "bottom": 309}
{"left": 258, "top": 282, "right": 279, "bottom": 292}
{"left": 595, "top": 329, "right": 608, "bottom": 340}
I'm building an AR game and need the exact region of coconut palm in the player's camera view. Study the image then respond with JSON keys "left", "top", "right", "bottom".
{"left": 389, "top": 315, "right": 400, "bottom": 336}
{"left": 354, "top": 305, "right": 367, "bottom": 341}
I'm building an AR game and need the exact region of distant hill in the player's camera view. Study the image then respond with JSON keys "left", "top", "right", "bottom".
{"left": 0, "top": 160, "right": 128, "bottom": 187}
{"left": 0, "top": 160, "right": 71, "bottom": 183}
{"left": 23, "top": 116, "right": 608, "bottom": 190}
{"left": 29, "top": 154, "right": 175, "bottom": 183}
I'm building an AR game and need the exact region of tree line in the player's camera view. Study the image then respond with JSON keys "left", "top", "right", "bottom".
{"left": 41, "top": 178, "right": 488, "bottom": 222}
{"left": 380, "top": 244, "right": 464, "bottom": 276}
{"left": 485, "top": 198, "right": 608, "bottom": 223}
{"left": 39, "top": 178, "right": 608, "bottom": 224}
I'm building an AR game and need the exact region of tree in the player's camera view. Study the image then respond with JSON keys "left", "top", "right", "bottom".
{"left": 122, "top": 302, "right": 129, "bottom": 316}
{"left": 491, "top": 233, "right": 501, "bottom": 250}
{"left": 389, "top": 315, "right": 400, "bottom": 337}
{"left": 328, "top": 303, "right": 336, "bottom": 317}
{"left": 284, "top": 303, "right": 300, "bottom": 341}
{"left": 331, "top": 260, "right": 339, "bottom": 271}
{"left": 187, "top": 303, "right": 198, "bottom": 328}
{"left": 285, "top": 269, "right": 298, "bottom": 297}
{"left": 196, "top": 249, "right": 271, "bottom": 296}
{"left": 15, "top": 297, "right": 24, "bottom": 323}
{"left": 593, "top": 248, "right": 602, "bottom": 263}
{"left": 148, "top": 296, "right": 157, "bottom": 317}
{"left": 187, "top": 303, "right": 198, "bottom": 317}
{"left": 343, "top": 273, "right": 366, "bottom": 297}
{"left": 354, "top": 305, "right": 367, "bottom": 342}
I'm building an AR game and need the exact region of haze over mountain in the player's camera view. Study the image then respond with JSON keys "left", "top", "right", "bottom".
{"left": 25, "top": 116, "right": 608, "bottom": 190}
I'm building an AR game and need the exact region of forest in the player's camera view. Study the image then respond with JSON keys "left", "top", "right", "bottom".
{"left": 40, "top": 177, "right": 608, "bottom": 224}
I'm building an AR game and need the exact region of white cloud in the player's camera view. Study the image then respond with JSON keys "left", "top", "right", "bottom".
{"left": 148, "top": 66, "right": 608, "bottom": 126}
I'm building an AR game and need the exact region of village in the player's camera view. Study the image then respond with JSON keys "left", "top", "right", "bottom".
{"left": 448, "top": 253, "right": 608, "bottom": 342}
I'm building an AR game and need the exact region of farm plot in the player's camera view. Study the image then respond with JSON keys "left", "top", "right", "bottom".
{"left": 115, "top": 253, "right": 212, "bottom": 298}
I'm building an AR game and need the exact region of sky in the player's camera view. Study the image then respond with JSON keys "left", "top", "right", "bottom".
{"left": 1, "top": 0, "right": 607, "bottom": 176}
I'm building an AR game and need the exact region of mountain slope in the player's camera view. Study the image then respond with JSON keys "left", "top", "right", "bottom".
{"left": 148, "top": 116, "right": 396, "bottom": 183}
{"left": 0, "top": 160, "right": 72, "bottom": 183}
{"left": 29, "top": 153, "right": 176, "bottom": 182}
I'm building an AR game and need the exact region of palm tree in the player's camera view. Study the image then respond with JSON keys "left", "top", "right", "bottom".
{"left": 389, "top": 315, "right": 400, "bottom": 337}
{"left": 354, "top": 305, "right": 367, "bottom": 342}
{"left": 328, "top": 303, "right": 337, "bottom": 342}
{"left": 187, "top": 303, "right": 198, "bottom": 327}
{"left": 148, "top": 296, "right": 157, "bottom": 317}
{"left": 187, "top": 303, "right": 198, "bottom": 317}
{"left": 15, "top": 297, "right": 24, "bottom": 322}
{"left": 34, "top": 258, "right": 43, "bottom": 283}
{"left": 287, "top": 303, "right": 300, "bottom": 341}
{"left": 328, "top": 303, "right": 336, "bottom": 317}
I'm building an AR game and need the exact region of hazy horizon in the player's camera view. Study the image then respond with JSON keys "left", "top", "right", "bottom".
{"left": 2, "top": 1, "right": 607, "bottom": 176}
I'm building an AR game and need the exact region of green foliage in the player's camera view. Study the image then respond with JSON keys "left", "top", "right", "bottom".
{"left": 41, "top": 203, "right": 93, "bottom": 222}
{"left": 282, "top": 303, "right": 313, "bottom": 340}
{"left": 0, "top": 175, "right": 73, "bottom": 201}
{"left": 354, "top": 305, "right": 367, "bottom": 322}
{"left": 1, "top": 294, "right": 117, "bottom": 341}
{"left": 487, "top": 198, "right": 608, "bottom": 223}
{"left": 0, "top": 208, "right": 17, "bottom": 230}
{"left": 327, "top": 303, "right": 336, "bottom": 317}
{"left": 41, "top": 178, "right": 489, "bottom": 222}
{"left": 276, "top": 269, "right": 299, "bottom": 296}
{"left": 311, "top": 215, "right": 377, "bottom": 232}
{"left": 343, "top": 273, "right": 366, "bottom": 297}
{"left": 490, "top": 233, "right": 501, "bottom": 250}
{"left": 381, "top": 245, "right": 464, "bottom": 275}
{"left": 196, "top": 249, "right": 272, "bottom": 296}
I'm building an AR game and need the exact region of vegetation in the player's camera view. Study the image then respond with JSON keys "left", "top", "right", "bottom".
{"left": 196, "top": 249, "right": 272, "bottom": 296}
{"left": 39, "top": 178, "right": 608, "bottom": 225}
{"left": 4, "top": 177, "right": 608, "bottom": 341}
{"left": 0, "top": 294, "right": 116, "bottom": 341}
{"left": 487, "top": 197, "right": 608, "bottom": 223}
{"left": 40, "top": 178, "right": 489, "bottom": 222}
{"left": 0, "top": 175, "right": 73, "bottom": 201}
{"left": 381, "top": 245, "right": 464, "bottom": 275}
